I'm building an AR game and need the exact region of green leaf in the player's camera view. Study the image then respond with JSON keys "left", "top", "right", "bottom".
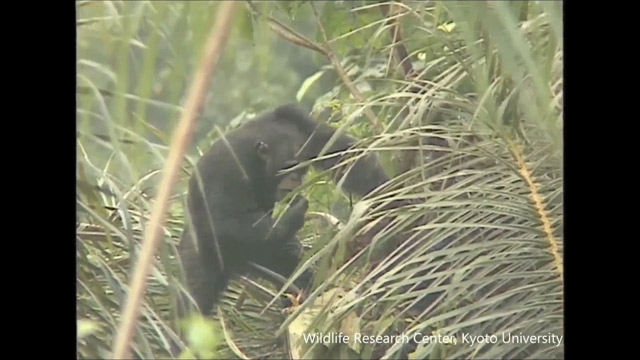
{"left": 77, "top": 319, "right": 101, "bottom": 339}
{"left": 236, "top": 5, "right": 254, "bottom": 42}
{"left": 181, "top": 315, "right": 222, "bottom": 357}
{"left": 437, "top": 22, "right": 456, "bottom": 33}
{"left": 297, "top": 70, "right": 325, "bottom": 102}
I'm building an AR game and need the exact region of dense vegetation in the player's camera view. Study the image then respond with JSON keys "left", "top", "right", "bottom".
{"left": 76, "top": 1, "right": 563, "bottom": 359}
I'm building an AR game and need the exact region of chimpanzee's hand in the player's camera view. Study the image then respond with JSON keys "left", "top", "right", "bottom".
{"left": 282, "top": 195, "right": 308, "bottom": 231}
{"left": 291, "top": 195, "right": 308, "bottom": 213}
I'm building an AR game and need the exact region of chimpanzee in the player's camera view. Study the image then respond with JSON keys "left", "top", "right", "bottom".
{"left": 177, "top": 103, "right": 393, "bottom": 316}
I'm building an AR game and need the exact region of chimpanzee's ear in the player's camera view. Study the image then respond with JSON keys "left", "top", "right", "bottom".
{"left": 255, "top": 141, "right": 269, "bottom": 158}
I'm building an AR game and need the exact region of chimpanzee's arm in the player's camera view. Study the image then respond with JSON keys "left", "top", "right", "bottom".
{"left": 274, "top": 103, "right": 391, "bottom": 198}
{"left": 213, "top": 195, "right": 308, "bottom": 247}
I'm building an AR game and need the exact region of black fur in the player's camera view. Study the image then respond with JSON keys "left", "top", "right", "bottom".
{"left": 177, "top": 103, "right": 392, "bottom": 316}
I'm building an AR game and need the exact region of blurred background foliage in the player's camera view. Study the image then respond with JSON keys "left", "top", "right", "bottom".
{"left": 76, "top": 1, "right": 563, "bottom": 359}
